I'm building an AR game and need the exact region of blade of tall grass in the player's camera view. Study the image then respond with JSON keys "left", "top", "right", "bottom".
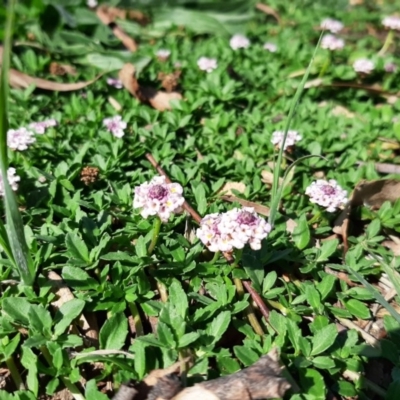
{"left": 345, "top": 265, "right": 400, "bottom": 325}
{"left": 269, "top": 34, "right": 323, "bottom": 227}
{"left": 0, "top": 0, "right": 35, "bottom": 285}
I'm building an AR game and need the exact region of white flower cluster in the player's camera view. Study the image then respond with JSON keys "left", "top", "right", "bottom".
{"left": 321, "top": 34, "right": 345, "bottom": 50}
{"left": 353, "top": 58, "right": 375, "bottom": 74}
{"left": 271, "top": 130, "right": 302, "bottom": 151}
{"left": 196, "top": 207, "right": 272, "bottom": 252}
{"left": 0, "top": 168, "right": 20, "bottom": 196}
{"left": 305, "top": 179, "right": 348, "bottom": 212}
{"left": 103, "top": 116, "right": 127, "bottom": 138}
{"left": 156, "top": 49, "right": 171, "bottom": 60}
{"left": 133, "top": 175, "right": 185, "bottom": 222}
{"left": 230, "top": 34, "right": 250, "bottom": 50}
{"left": 197, "top": 57, "right": 218, "bottom": 73}
{"left": 106, "top": 78, "right": 123, "bottom": 89}
{"left": 263, "top": 42, "right": 277, "bottom": 52}
{"left": 29, "top": 119, "right": 57, "bottom": 134}
{"left": 7, "top": 127, "right": 36, "bottom": 151}
{"left": 382, "top": 15, "right": 400, "bottom": 31}
{"left": 320, "top": 18, "right": 344, "bottom": 33}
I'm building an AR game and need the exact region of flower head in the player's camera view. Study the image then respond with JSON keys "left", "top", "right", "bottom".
{"left": 156, "top": 49, "right": 171, "bottom": 60}
{"left": 87, "top": 0, "right": 98, "bottom": 8}
{"left": 353, "top": 58, "right": 375, "bottom": 74}
{"left": 197, "top": 57, "right": 218, "bottom": 73}
{"left": 196, "top": 207, "right": 271, "bottom": 252}
{"left": 7, "top": 127, "right": 36, "bottom": 151}
{"left": 263, "top": 42, "right": 277, "bottom": 52}
{"left": 320, "top": 18, "right": 344, "bottom": 33}
{"left": 382, "top": 15, "right": 400, "bottom": 31}
{"left": 321, "top": 34, "right": 345, "bottom": 50}
{"left": 0, "top": 168, "right": 20, "bottom": 196}
{"left": 305, "top": 179, "right": 347, "bottom": 212}
{"left": 29, "top": 119, "right": 57, "bottom": 134}
{"left": 230, "top": 34, "right": 250, "bottom": 50}
{"left": 384, "top": 62, "right": 397, "bottom": 73}
{"left": 271, "top": 130, "right": 302, "bottom": 151}
{"left": 106, "top": 78, "right": 123, "bottom": 89}
{"left": 103, "top": 115, "right": 127, "bottom": 138}
{"left": 133, "top": 175, "right": 185, "bottom": 222}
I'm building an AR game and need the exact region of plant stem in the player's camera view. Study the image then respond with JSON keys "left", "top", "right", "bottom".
{"left": 209, "top": 251, "right": 220, "bottom": 264}
{"left": 378, "top": 30, "right": 394, "bottom": 56}
{"left": 343, "top": 370, "right": 386, "bottom": 398}
{"left": 157, "top": 281, "right": 169, "bottom": 302}
{"left": 6, "top": 356, "right": 25, "bottom": 390}
{"left": 308, "top": 211, "right": 322, "bottom": 225}
{"left": 319, "top": 53, "right": 331, "bottom": 77}
{"left": 234, "top": 277, "right": 264, "bottom": 336}
{"left": 179, "top": 350, "right": 187, "bottom": 387}
{"left": 148, "top": 217, "right": 162, "bottom": 256}
{"left": 128, "top": 302, "right": 144, "bottom": 337}
{"left": 40, "top": 346, "right": 85, "bottom": 400}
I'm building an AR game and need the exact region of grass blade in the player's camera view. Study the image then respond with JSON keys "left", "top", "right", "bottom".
{"left": 269, "top": 34, "right": 323, "bottom": 227}
{"left": 0, "top": 0, "right": 35, "bottom": 285}
{"left": 345, "top": 265, "right": 400, "bottom": 325}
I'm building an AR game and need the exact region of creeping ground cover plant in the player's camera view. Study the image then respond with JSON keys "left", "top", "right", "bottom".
{"left": 2, "top": 0, "right": 400, "bottom": 400}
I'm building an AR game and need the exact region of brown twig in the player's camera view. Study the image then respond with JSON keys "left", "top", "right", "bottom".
{"left": 243, "top": 281, "right": 270, "bottom": 321}
{"left": 324, "top": 267, "right": 359, "bottom": 287}
{"left": 145, "top": 153, "right": 202, "bottom": 223}
{"left": 357, "top": 161, "right": 400, "bottom": 174}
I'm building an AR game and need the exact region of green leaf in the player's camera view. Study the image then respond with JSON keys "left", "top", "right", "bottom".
{"left": 2, "top": 333, "right": 20, "bottom": 360}
{"left": 135, "top": 235, "right": 147, "bottom": 258}
{"left": 293, "top": 214, "right": 310, "bottom": 250}
{"left": 62, "top": 266, "right": 98, "bottom": 290}
{"left": 2, "top": 297, "right": 31, "bottom": 325}
{"left": 206, "top": 311, "right": 231, "bottom": 345}
{"left": 157, "top": 321, "right": 176, "bottom": 348}
{"left": 287, "top": 319, "right": 301, "bottom": 353}
{"left": 343, "top": 299, "right": 370, "bottom": 319}
{"left": 312, "top": 356, "right": 335, "bottom": 369}
{"left": 193, "top": 183, "right": 207, "bottom": 215}
{"left": 85, "top": 379, "right": 109, "bottom": 400}
{"left": 305, "top": 285, "right": 321, "bottom": 311}
{"left": 168, "top": 280, "right": 188, "bottom": 320}
{"left": 299, "top": 368, "right": 326, "bottom": 399}
{"left": 178, "top": 332, "right": 200, "bottom": 348}
{"left": 53, "top": 299, "right": 85, "bottom": 337}
{"left": 262, "top": 271, "right": 277, "bottom": 294}
{"left": 316, "top": 275, "right": 336, "bottom": 301}
{"left": 233, "top": 345, "right": 259, "bottom": 366}
{"left": 21, "top": 346, "right": 38, "bottom": 396}
{"left": 99, "top": 313, "right": 128, "bottom": 350}
{"left": 311, "top": 324, "right": 338, "bottom": 356}
{"left": 28, "top": 305, "right": 52, "bottom": 336}
{"left": 316, "top": 239, "right": 338, "bottom": 262}
{"left": 65, "top": 232, "right": 90, "bottom": 263}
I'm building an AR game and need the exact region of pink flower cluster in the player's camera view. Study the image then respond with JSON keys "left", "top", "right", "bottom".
{"left": 230, "top": 34, "right": 250, "bottom": 50}
{"left": 263, "top": 42, "right": 277, "bottom": 52}
{"left": 7, "top": 127, "right": 36, "bottom": 151}
{"left": 321, "top": 34, "right": 345, "bottom": 50}
{"left": 107, "top": 78, "right": 123, "bottom": 89}
{"left": 271, "top": 130, "right": 302, "bottom": 150}
{"left": 133, "top": 176, "right": 185, "bottom": 222}
{"left": 320, "top": 18, "right": 344, "bottom": 33}
{"left": 0, "top": 168, "right": 20, "bottom": 196}
{"left": 156, "top": 49, "right": 171, "bottom": 60}
{"left": 196, "top": 207, "right": 271, "bottom": 252}
{"left": 353, "top": 59, "right": 375, "bottom": 74}
{"left": 29, "top": 119, "right": 57, "bottom": 134}
{"left": 197, "top": 57, "right": 218, "bottom": 72}
{"left": 305, "top": 179, "right": 348, "bottom": 212}
{"left": 382, "top": 15, "right": 400, "bottom": 31}
{"left": 103, "top": 116, "right": 127, "bottom": 138}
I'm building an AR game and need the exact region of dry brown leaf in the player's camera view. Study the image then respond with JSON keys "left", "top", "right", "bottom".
{"left": 96, "top": 5, "right": 138, "bottom": 52}
{"left": 218, "top": 182, "right": 246, "bottom": 196}
{"left": 119, "top": 63, "right": 182, "bottom": 111}
{"left": 382, "top": 240, "right": 400, "bottom": 256}
{"left": 255, "top": 3, "right": 281, "bottom": 23}
{"left": 49, "top": 62, "right": 77, "bottom": 76}
{"left": 221, "top": 195, "right": 270, "bottom": 216}
{"left": 47, "top": 271, "right": 95, "bottom": 338}
{"left": 330, "top": 105, "right": 356, "bottom": 119}
{"left": 109, "top": 96, "right": 123, "bottom": 111}
{"left": 158, "top": 71, "right": 181, "bottom": 93}
{"left": 357, "top": 161, "right": 400, "bottom": 174}
{"left": 261, "top": 170, "right": 283, "bottom": 186}
{"left": 304, "top": 78, "right": 324, "bottom": 89}
{"left": 351, "top": 179, "right": 400, "bottom": 208}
